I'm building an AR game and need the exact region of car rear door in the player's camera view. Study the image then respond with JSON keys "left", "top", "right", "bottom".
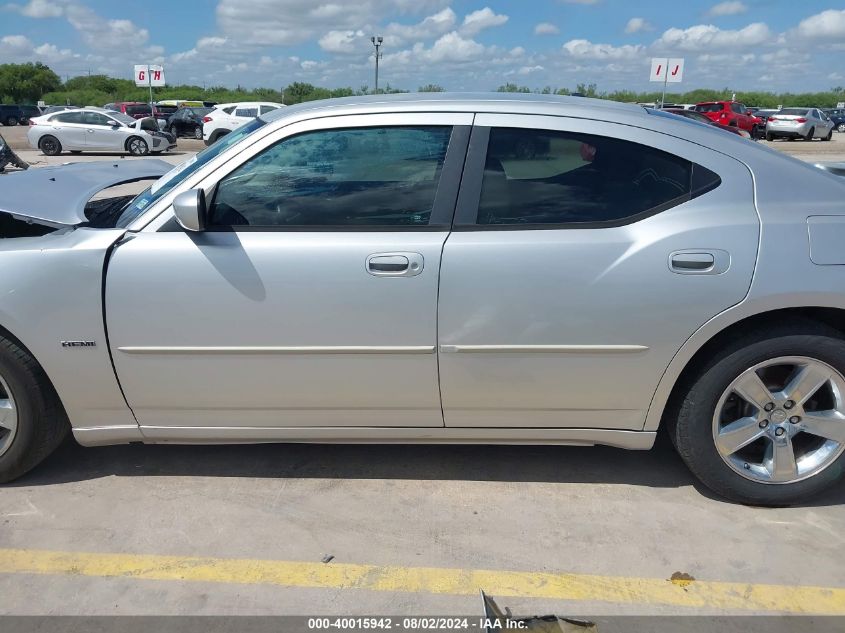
{"left": 437, "top": 114, "right": 759, "bottom": 430}
{"left": 50, "top": 111, "right": 87, "bottom": 149}
{"left": 106, "top": 113, "right": 471, "bottom": 431}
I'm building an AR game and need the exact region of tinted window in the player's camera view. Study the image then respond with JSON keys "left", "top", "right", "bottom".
{"left": 208, "top": 126, "right": 452, "bottom": 228}
{"left": 83, "top": 112, "right": 113, "bottom": 126}
{"left": 473, "top": 128, "right": 716, "bottom": 227}
{"left": 125, "top": 105, "right": 152, "bottom": 117}
{"left": 54, "top": 112, "right": 85, "bottom": 124}
{"left": 260, "top": 105, "right": 278, "bottom": 115}
{"left": 235, "top": 107, "right": 258, "bottom": 118}
{"left": 222, "top": 106, "right": 236, "bottom": 114}
{"left": 780, "top": 108, "right": 810, "bottom": 116}
{"left": 694, "top": 103, "right": 724, "bottom": 113}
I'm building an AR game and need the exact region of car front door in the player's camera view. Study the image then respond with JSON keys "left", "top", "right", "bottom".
{"left": 83, "top": 112, "right": 123, "bottom": 151}
{"left": 105, "top": 113, "right": 471, "bottom": 430}
{"left": 437, "top": 114, "right": 759, "bottom": 430}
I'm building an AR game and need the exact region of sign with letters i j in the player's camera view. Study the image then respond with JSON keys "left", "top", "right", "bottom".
{"left": 134, "top": 65, "right": 166, "bottom": 87}
{"left": 649, "top": 58, "right": 685, "bottom": 83}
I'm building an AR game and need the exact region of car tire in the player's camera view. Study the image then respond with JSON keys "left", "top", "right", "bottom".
{"left": 168, "top": 126, "right": 177, "bottom": 138}
{"left": 823, "top": 129, "right": 833, "bottom": 142}
{"left": 668, "top": 321, "right": 845, "bottom": 506}
{"left": 209, "top": 129, "right": 230, "bottom": 145}
{"left": 838, "top": 123, "right": 845, "bottom": 133}
{"left": 5, "top": 117, "right": 18, "bottom": 127}
{"left": 804, "top": 127, "right": 815, "bottom": 141}
{"left": 0, "top": 335, "right": 69, "bottom": 484}
{"left": 38, "top": 135, "right": 62, "bottom": 156}
{"left": 126, "top": 136, "right": 149, "bottom": 156}
{"left": 193, "top": 127, "right": 203, "bottom": 140}
{"left": 765, "top": 132, "right": 774, "bottom": 141}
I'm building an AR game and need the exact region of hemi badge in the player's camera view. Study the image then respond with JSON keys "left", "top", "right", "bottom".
{"left": 61, "top": 341, "right": 96, "bottom": 348}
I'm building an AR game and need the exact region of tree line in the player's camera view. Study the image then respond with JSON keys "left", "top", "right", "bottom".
{"left": 1, "top": 62, "right": 843, "bottom": 109}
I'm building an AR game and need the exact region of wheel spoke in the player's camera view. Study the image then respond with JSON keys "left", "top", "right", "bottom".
{"left": 784, "top": 363, "right": 830, "bottom": 406}
{"left": 732, "top": 371, "right": 773, "bottom": 410}
{"left": 715, "top": 416, "right": 764, "bottom": 455}
{"left": 766, "top": 436, "right": 798, "bottom": 481}
{"left": 801, "top": 411, "right": 845, "bottom": 443}
{"left": 0, "top": 398, "right": 16, "bottom": 433}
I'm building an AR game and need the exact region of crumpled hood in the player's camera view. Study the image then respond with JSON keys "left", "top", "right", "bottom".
{"left": 0, "top": 159, "right": 171, "bottom": 227}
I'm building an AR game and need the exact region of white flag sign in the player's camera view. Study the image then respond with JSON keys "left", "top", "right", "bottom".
{"left": 134, "top": 64, "right": 166, "bottom": 87}
{"left": 650, "top": 57, "right": 685, "bottom": 83}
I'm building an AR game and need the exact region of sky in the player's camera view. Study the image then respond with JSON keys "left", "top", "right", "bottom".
{"left": 1, "top": 0, "right": 844, "bottom": 93}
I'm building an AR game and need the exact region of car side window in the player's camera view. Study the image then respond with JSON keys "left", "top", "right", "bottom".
{"left": 54, "top": 112, "right": 85, "bottom": 124}
{"left": 222, "top": 106, "right": 236, "bottom": 114}
{"left": 83, "top": 112, "right": 112, "bottom": 126}
{"left": 235, "top": 107, "right": 258, "bottom": 118}
{"left": 260, "top": 105, "right": 278, "bottom": 115}
{"left": 207, "top": 126, "right": 453, "bottom": 228}
{"left": 470, "top": 127, "right": 719, "bottom": 227}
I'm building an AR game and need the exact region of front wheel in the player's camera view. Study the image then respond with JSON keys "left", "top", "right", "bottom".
{"left": 765, "top": 132, "right": 775, "bottom": 141}
{"left": 823, "top": 129, "right": 833, "bottom": 142}
{"left": 193, "top": 126, "right": 203, "bottom": 139}
{"left": 0, "top": 336, "right": 69, "bottom": 483}
{"left": 838, "top": 123, "right": 845, "bottom": 133}
{"left": 669, "top": 323, "right": 845, "bottom": 505}
{"left": 126, "top": 136, "right": 149, "bottom": 156}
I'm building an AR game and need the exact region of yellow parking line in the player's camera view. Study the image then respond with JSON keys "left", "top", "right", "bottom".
{"left": 0, "top": 548, "right": 843, "bottom": 613}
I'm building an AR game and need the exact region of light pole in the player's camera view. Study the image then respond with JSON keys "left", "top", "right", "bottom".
{"left": 371, "top": 36, "right": 383, "bottom": 94}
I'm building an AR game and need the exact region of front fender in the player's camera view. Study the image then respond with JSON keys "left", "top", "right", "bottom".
{"left": 0, "top": 228, "right": 139, "bottom": 433}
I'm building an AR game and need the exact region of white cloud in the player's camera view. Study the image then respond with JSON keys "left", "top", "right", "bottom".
{"left": 319, "top": 29, "right": 366, "bottom": 54}
{"left": 517, "top": 65, "right": 544, "bottom": 75}
{"left": 460, "top": 7, "right": 508, "bottom": 36}
{"left": 625, "top": 17, "right": 652, "bottom": 34}
{"left": 654, "top": 22, "right": 771, "bottom": 51}
{"left": 383, "top": 8, "right": 456, "bottom": 46}
{"left": 706, "top": 2, "right": 748, "bottom": 17}
{"left": 7, "top": 0, "right": 64, "bottom": 18}
{"left": 793, "top": 9, "right": 845, "bottom": 41}
{"left": 65, "top": 3, "right": 150, "bottom": 51}
{"left": 0, "top": 33, "right": 78, "bottom": 65}
{"left": 562, "top": 38, "right": 645, "bottom": 59}
{"left": 534, "top": 22, "right": 560, "bottom": 35}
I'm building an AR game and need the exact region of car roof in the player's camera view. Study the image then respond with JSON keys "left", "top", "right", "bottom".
{"left": 261, "top": 92, "right": 641, "bottom": 124}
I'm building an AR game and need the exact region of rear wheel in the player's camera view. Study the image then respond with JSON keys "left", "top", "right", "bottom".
{"left": 838, "top": 123, "right": 845, "bottom": 133}
{"left": 669, "top": 323, "right": 845, "bottom": 506}
{"left": 193, "top": 126, "right": 203, "bottom": 139}
{"left": 38, "top": 135, "right": 61, "bottom": 156}
{"left": 5, "top": 117, "right": 18, "bottom": 126}
{"left": 0, "top": 336, "right": 69, "bottom": 483}
{"left": 126, "top": 136, "right": 149, "bottom": 156}
{"left": 804, "top": 127, "right": 815, "bottom": 141}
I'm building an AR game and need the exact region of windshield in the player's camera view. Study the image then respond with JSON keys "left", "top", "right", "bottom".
{"left": 125, "top": 105, "right": 152, "bottom": 117}
{"left": 115, "top": 117, "right": 268, "bottom": 228}
{"left": 109, "top": 112, "right": 136, "bottom": 126}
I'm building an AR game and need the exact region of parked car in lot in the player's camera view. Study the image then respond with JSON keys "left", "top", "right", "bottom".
{"left": 2, "top": 93, "right": 845, "bottom": 505}
{"left": 0, "top": 105, "right": 23, "bottom": 126}
{"left": 104, "top": 102, "right": 158, "bottom": 120}
{"left": 202, "top": 101, "right": 283, "bottom": 145}
{"left": 766, "top": 108, "right": 835, "bottom": 141}
{"left": 27, "top": 108, "right": 176, "bottom": 156}
{"left": 693, "top": 101, "right": 762, "bottom": 136}
{"left": 822, "top": 109, "right": 845, "bottom": 133}
{"left": 16, "top": 105, "right": 43, "bottom": 124}
{"left": 662, "top": 108, "right": 752, "bottom": 138}
{"left": 166, "top": 106, "right": 214, "bottom": 139}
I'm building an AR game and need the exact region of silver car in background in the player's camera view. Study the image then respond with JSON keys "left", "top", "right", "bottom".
{"left": 27, "top": 108, "right": 176, "bottom": 156}
{"left": 2, "top": 93, "right": 845, "bottom": 506}
{"left": 765, "top": 107, "right": 835, "bottom": 141}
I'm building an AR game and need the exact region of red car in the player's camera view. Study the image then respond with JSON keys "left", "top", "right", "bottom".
{"left": 693, "top": 101, "right": 762, "bottom": 136}
{"left": 104, "top": 101, "right": 157, "bottom": 120}
{"left": 662, "top": 108, "right": 752, "bottom": 138}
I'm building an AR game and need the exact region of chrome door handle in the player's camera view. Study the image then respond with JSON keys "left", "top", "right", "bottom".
{"left": 669, "top": 250, "right": 730, "bottom": 275}
{"left": 366, "top": 252, "right": 424, "bottom": 277}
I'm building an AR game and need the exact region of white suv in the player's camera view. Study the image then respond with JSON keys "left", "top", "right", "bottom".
{"left": 202, "top": 102, "right": 284, "bottom": 145}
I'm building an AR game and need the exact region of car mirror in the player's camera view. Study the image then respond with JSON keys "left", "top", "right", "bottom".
{"left": 173, "top": 189, "right": 208, "bottom": 232}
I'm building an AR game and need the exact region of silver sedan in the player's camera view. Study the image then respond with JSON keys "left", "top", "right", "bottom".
{"left": 766, "top": 107, "right": 835, "bottom": 141}
{"left": 1, "top": 93, "right": 845, "bottom": 505}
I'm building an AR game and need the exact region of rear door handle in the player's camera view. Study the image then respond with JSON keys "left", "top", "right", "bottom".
{"left": 669, "top": 250, "right": 730, "bottom": 274}
{"left": 366, "top": 252, "right": 424, "bottom": 277}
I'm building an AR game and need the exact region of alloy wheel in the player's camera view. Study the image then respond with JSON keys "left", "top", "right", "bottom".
{"left": 128, "top": 138, "right": 148, "bottom": 155}
{"left": 713, "top": 356, "right": 845, "bottom": 484}
{"left": 0, "top": 372, "right": 18, "bottom": 458}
